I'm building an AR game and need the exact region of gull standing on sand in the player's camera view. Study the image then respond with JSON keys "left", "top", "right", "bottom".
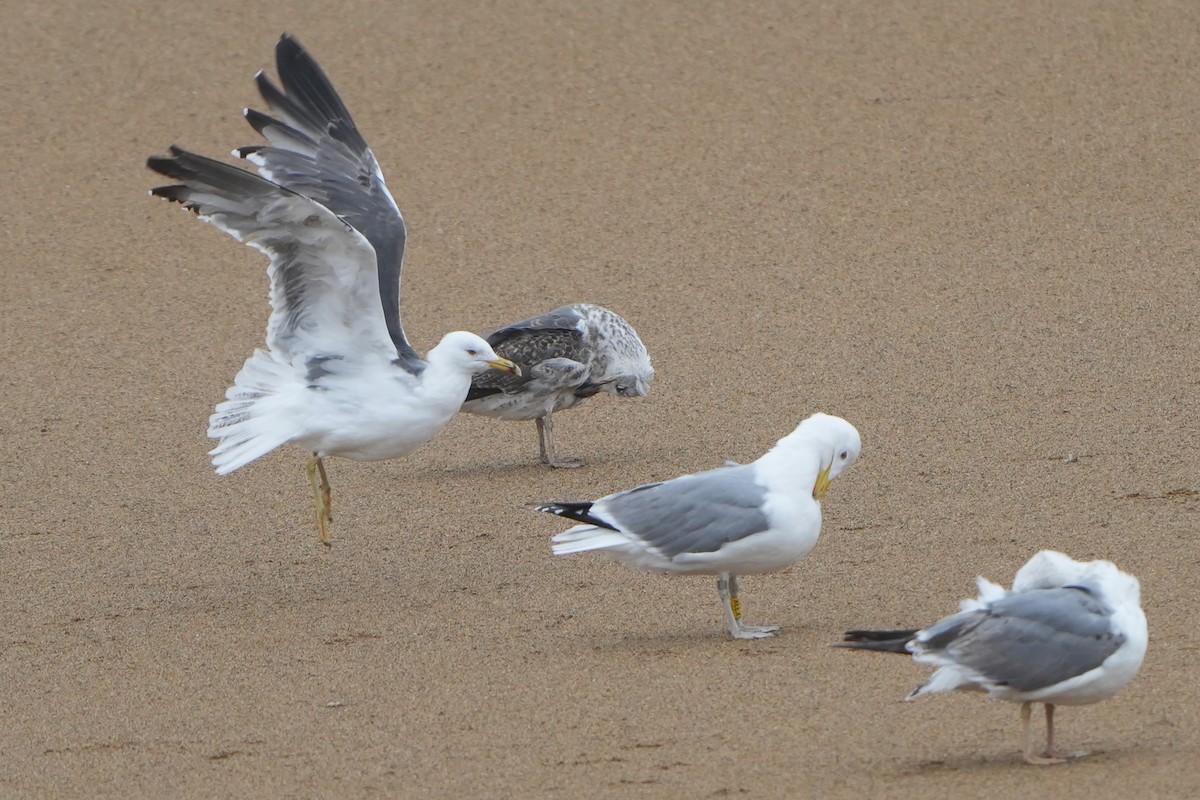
{"left": 147, "top": 35, "right": 517, "bottom": 545}
{"left": 838, "top": 550, "right": 1148, "bottom": 764}
{"left": 461, "top": 304, "right": 653, "bottom": 468}
{"left": 535, "top": 413, "right": 861, "bottom": 638}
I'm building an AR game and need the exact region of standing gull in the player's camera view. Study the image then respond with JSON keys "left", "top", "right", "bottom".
{"left": 147, "top": 35, "right": 518, "bottom": 545}
{"left": 535, "top": 413, "right": 861, "bottom": 638}
{"left": 838, "top": 550, "right": 1148, "bottom": 764}
{"left": 461, "top": 304, "right": 653, "bottom": 468}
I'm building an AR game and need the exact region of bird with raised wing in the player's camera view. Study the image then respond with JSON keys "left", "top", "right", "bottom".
{"left": 462, "top": 304, "right": 653, "bottom": 468}
{"left": 535, "top": 413, "right": 861, "bottom": 638}
{"left": 838, "top": 550, "right": 1148, "bottom": 765}
{"left": 147, "top": 35, "right": 518, "bottom": 545}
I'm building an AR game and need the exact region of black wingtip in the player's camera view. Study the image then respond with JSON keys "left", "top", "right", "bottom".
{"left": 834, "top": 629, "right": 919, "bottom": 654}
{"left": 842, "top": 628, "right": 920, "bottom": 642}
{"left": 146, "top": 147, "right": 182, "bottom": 179}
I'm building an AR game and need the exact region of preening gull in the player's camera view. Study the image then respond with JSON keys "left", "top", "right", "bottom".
{"left": 461, "top": 304, "right": 653, "bottom": 467}
{"left": 147, "top": 35, "right": 518, "bottom": 545}
{"left": 838, "top": 550, "right": 1148, "bottom": 764}
{"left": 535, "top": 413, "right": 861, "bottom": 638}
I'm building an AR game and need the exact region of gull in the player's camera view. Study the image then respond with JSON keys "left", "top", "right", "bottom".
{"left": 461, "top": 304, "right": 653, "bottom": 468}
{"left": 534, "top": 413, "right": 861, "bottom": 638}
{"left": 147, "top": 35, "right": 518, "bottom": 545}
{"left": 838, "top": 550, "right": 1148, "bottom": 764}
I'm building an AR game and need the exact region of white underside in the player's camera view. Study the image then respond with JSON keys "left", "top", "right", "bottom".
{"left": 208, "top": 348, "right": 472, "bottom": 473}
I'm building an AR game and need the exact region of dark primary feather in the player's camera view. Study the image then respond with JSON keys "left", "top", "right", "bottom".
{"left": 149, "top": 145, "right": 282, "bottom": 204}
{"left": 534, "top": 500, "right": 616, "bottom": 530}
{"left": 238, "top": 34, "right": 421, "bottom": 374}
{"left": 838, "top": 629, "right": 920, "bottom": 654}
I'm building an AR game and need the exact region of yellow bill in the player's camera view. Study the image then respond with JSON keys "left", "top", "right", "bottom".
{"left": 812, "top": 463, "right": 833, "bottom": 500}
{"left": 488, "top": 357, "right": 521, "bottom": 376}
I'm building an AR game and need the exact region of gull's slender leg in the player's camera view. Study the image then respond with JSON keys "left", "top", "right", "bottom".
{"left": 306, "top": 453, "right": 332, "bottom": 547}
{"left": 538, "top": 413, "right": 580, "bottom": 469}
{"left": 729, "top": 575, "right": 780, "bottom": 637}
{"left": 717, "top": 574, "right": 776, "bottom": 639}
{"left": 1021, "top": 702, "right": 1066, "bottom": 765}
{"left": 536, "top": 417, "right": 548, "bottom": 462}
{"left": 1042, "top": 703, "right": 1086, "bottom": 761}
{"left": 316, "top": 455, "right": 332, "bottom": 522}
{"left": 717, "top": 574, "right": 738, "bottom": 635}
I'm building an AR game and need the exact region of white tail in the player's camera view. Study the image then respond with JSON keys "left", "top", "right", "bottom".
{"left": 550, "top": 525, "right": 630, "bottom": 555}
{"left": 207, "top": 349, "right": 301, "bottom": 474}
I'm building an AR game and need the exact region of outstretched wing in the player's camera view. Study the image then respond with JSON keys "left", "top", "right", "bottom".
{"left": 148, "top": 146, "right": 398, "bottom": 365}
{"left": 467, "top": 306, "right": 590, "bottom": 399}
{"left": 236, "top": 34, "right": 422, "bottom": 373}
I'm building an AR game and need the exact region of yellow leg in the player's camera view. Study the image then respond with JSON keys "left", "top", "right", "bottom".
{"left": 306, "top": 453, "right": 332, "bottom": 547}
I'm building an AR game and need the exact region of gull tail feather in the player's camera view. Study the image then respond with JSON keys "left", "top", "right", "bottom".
{"left": 551, "top": 525, "right": 631, "bottom": 555}
{"left": 207, "top": 349, "right": 300, "bottom": 474}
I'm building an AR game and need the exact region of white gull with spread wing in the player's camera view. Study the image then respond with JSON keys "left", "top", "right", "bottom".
{"left": 148, "top": 35, "right": 517, "bottom": 545}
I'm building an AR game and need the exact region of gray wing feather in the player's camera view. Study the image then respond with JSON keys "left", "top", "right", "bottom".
{"left": 469, "top": 307, "right": 589, "bottom": 396}
{"left": 147, "top": 147, "right": 396, "bottom": 364}
{"left": 238, "top": 35, "right": 422, "bottom": 374}
{"left": 599, "top": 465, "right": 770, "bottom": 558}
{"left": 921, "top": 587, "right": 1124, "bottom": 692}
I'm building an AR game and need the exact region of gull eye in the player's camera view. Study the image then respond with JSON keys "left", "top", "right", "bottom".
{"left": 466, "top": 348, "right": 478, "bottom": 356}
{"left": 839, "top": 450, "right": 849, "bottom": 460}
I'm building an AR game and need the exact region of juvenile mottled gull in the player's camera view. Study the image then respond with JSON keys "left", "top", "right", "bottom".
{"left": 147, "top": 35, "right": 517, "bottom": 545}
{"left": 838, "top": 550, "right": 1147, "bottom": 764}
{"left": 535, "top": 413, "right": 861, "bottom": 638}
{"left": 461, "top": 304, "right": 653, "bottom": 468}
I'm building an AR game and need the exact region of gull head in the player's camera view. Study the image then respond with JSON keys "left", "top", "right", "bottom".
{"left": 598, "top": 351, "right": 655, "bottom": 398}
{"left": 1073, "top": 557, "right": 1142, "bottom": 609}
{"left": 1012, "top": 550, "right": 1142, "bottom": 609}
{"left": 1011, "top": 549, "right": 1090, "bottom": 592}
{"left": 790, "top": 413, "right": 862, "bottom": 500}
{"left": 431, "top": 331, "right": 521, "bottom": 377}
{"left": 609, "top": 370, "right": 654, "bottom": 398}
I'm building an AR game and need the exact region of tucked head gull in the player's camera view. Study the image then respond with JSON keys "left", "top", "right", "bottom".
{"left": 462, "top": 304, "right": 653, "bottom": 468}
{"left": 838, "top": 550, "right": 1148, "bottom": 765}
{"left": 147, "top": 35, "right": 518, "bottom": 545}
{"left": 534, "top": 413, "right": 862, "bottom": 639}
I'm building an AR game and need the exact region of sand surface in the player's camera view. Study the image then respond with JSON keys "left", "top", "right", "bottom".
{"left": 3, "top": 1, "right": 1198, "bottom": 797}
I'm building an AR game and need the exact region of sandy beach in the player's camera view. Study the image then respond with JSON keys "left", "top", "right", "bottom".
{"left": 3, "top": 1, "right": 1197, "bottom": 796}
